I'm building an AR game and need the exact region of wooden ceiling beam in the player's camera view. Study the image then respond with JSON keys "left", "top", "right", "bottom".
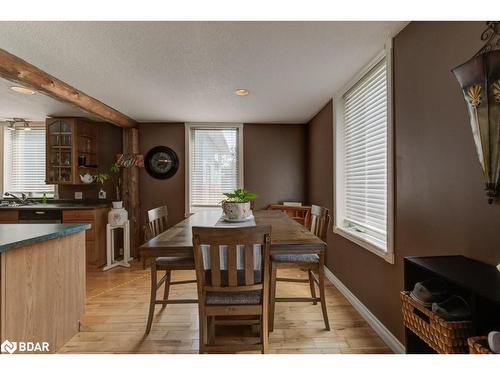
{"left": 0, "top": 48, "right": 137, "bottom": 128}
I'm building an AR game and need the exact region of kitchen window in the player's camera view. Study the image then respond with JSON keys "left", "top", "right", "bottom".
{"left": 334, "top": 45, "right": 394, "bottom": 263}
{"left": 185, "top": 123, "right": 243, "bottom": 215}
{"left": 2, "top": 124, "right": 55, "bottom": 197}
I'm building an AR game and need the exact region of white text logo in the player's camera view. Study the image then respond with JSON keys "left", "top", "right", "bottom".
{"left": 1, "top": 340, "right": 49, "bottom": 354}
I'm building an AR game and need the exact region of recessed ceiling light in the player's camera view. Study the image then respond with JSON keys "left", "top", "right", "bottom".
{"left": 235, "top": 89, "right": 249, "bottom": 97}
{"left": 11, "top": 86, "right": 36, "bottom": 95}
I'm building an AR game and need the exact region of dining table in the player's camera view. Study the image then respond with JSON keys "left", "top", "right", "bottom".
{"left": 139, "top": 209, "right": 326, "bottom": 259}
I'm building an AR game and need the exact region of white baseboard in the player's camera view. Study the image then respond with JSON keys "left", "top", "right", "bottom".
{"left": 323, "top": 266, "right": 405, "bottom": 354}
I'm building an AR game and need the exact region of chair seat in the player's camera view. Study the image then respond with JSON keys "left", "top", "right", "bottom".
{"left": 206, "top": 290, "right": 262, "bottom": 305}
{"left": 271, "top": 254, "right": 319, "bottom": 264}
{"left": 155, "top": 256, "right": 195, "bottom": 269}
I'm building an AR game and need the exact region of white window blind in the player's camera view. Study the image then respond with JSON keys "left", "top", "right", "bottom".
{"left": 342, "top": 59, "right": 387, "bottom": 246}
{"left": 3, "top": 126, "right": 54, "bottom": 195}
{"left": 190, "top": 127, "right": 240, "bottom": 207}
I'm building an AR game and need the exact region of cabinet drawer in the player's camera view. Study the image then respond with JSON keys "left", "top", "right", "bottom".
{"left": 0, "top": 210, "right": 18, "bottom": 223}
{"left": 63, "top": 210, "right": 95, "bottom": 222}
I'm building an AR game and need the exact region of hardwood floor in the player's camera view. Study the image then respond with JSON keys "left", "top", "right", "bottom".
{"left": 59, "top": 262, "right": 391, "bottom": 354}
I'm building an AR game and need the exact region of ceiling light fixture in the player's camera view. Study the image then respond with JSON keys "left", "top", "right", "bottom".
{"left": 11, "top": 86, "right": 36, "bottom": 95}
{"left": 5, "top": 119, "right": 32, "bottom": 131}
{"left": 235, "top": 89, "right": 249, "bottom": 97}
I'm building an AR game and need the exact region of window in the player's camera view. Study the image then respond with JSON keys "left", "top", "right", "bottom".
{"left": 186, "top": 124, "right": 243, "bottom": 214}
{"left": 335, "top": 47, "right": 393, "bottom": 263}
{"left": 3, "top": 125, "right": 55, "bottom": 197}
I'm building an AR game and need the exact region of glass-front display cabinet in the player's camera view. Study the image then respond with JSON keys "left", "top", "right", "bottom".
{"left": 46, "top": 118, "right": 98, "bottom": 184}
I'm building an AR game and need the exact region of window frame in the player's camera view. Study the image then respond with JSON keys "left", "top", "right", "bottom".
{"left": 333, "top": 40, "right": 394, "bottom": 264}
{"left": 2, "top": 122, "right": 55, "bottom": 198}
{"left": 185, "top": 123, "right": 244, "bottom": 217}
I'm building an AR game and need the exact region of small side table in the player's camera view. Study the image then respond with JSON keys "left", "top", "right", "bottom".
{"left": 103, "top": 220, "right": 132, "bottom": 271}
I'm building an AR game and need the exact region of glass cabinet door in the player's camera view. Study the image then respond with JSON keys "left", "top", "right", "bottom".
{"left": 47, "top": 120, "right": 73, "bottom": 183}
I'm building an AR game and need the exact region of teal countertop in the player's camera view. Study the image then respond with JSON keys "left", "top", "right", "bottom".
{"left": 0, "top": 224, "right": 91, "bottom": 253}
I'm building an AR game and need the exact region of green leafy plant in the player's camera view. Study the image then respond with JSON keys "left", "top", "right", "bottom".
{"left": 110, "top": 163, "right": 122, "bottom": 201}
{"left": 222, "top": 188, "right": 258, "bottom": 203}
{"left": 95, "top": 162, "right": 122, "bottom": 201}
{"left": 94, "top": 173, "right": 109, "bottom": 185}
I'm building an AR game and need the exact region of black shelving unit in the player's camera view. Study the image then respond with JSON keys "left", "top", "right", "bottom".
{"left": 403, "top": 255, "right": 500, "bottom": 353}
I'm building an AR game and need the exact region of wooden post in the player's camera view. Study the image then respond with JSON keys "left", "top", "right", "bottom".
{"left": 122, "top": 128, "right": 141, "bottom": 256}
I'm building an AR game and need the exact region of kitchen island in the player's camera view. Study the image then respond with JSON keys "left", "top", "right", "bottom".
{"left": 0, "top": 224, "right": 90, "bottom": 353}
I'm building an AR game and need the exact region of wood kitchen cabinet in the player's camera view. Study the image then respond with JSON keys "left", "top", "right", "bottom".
{"left": 62, "top": 208, "right": 108, "bottom": 268}
{"left": 0, "top": 210, "right": 18, "bottom": 223}
{"left": 46, "top": 118, "right": 99, "bottom": 185}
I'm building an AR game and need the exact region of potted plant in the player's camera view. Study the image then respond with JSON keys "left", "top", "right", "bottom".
{"left": 221, "top": 188, "right": 258, "bottom": 220}
{"left": 95, "top": 163, "right": 127, "bottom": 226}
{"left": 95, "top": 163, "right": 122, "bottom": 207}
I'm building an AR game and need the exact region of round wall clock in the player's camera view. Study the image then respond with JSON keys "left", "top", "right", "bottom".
{"left": 144, "top": 146, "right": 179, "bottom": 179}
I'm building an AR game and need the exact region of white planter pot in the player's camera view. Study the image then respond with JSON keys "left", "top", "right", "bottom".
{"left": 222, "top": 201, "right": 251, "bottom": 220}
{"left": 108, "top": 201, "right": 128, "bottom": 225}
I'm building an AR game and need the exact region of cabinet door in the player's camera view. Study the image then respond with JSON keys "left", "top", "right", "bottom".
{"left": 62, "top": 210, "right": 95, "bottom": 241}
{"left": 46, "top": 119, "right": 75, "bottom": 184}
{"left": 0, "top": 210, "right": 19, "bottom": 223}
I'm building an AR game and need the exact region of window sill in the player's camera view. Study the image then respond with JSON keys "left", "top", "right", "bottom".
{"left": 333, "top": 225, "right": 394, "bottom": 264}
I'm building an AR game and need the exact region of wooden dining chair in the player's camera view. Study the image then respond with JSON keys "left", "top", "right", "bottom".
{"left": 145, "top": 206, "right": 197, "bottom": 334}
{"left": 267, "top": 204, "right": 311, "bottom": 228}
{"left": 192, "top": 225, "right": 271, "bottom": 354}
{"left": 269, "top": 204, "right": 331, "bottom": 331}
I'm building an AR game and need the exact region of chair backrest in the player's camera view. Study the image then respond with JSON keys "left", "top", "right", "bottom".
{"left": 144, "top": 206, "right": 168, "bottom": 240}
{"left": 192, "top": 226, "right": 271, "bottom": 293}
{"left": 282, "top": 201, "right": 302, "bottom": 207}
{"left": 310, "top": 205, "right": 331, "bottom": 242}
{"left": 267, "top": 204, "right": 311, "bottom": 228}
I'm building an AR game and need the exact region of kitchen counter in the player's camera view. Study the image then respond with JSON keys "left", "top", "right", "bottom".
{"left": 0, "top": 205, "right": 110, "bottom": 268}
{"left": 0, "top": 201, "right": 111, "bottom": 210}
{"left": 0, "top": 223, "right": 91, "bottom": 253}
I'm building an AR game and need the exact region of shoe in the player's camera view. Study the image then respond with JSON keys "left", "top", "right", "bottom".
{"left": 488, "top": 331, "right": 500, "bottom": 354}
{"left": 431, "top": 295, "right": 471, "bottom": 321}
{"left": 410, "top": 278, "right": 448, "bottom": 307}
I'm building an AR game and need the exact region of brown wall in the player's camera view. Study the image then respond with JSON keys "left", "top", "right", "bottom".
{"left": 307, "top": 21, "right": 500, "bottom": 343}
{"left": 139, "top": 122, "right": 308, "bottom": 226}
{"left": 59, "top": 122, "right": 122, "bottom": 200}
{"left": 244, "top": 123, "right": 307, "bottom": 209}
{"left": 139, "top": 123, "right": 186, "bottom": 227}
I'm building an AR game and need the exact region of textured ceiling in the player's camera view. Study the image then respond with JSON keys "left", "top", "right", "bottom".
{"left": 0, "top": 21, "right": 407, "bottom": 123}
{"left": 0, "top": 76, "right": 96, "bottom": 121}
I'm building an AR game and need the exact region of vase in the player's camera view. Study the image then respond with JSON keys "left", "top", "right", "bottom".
{"left": 222, "top": 201, "right": 251, "bottom": 220}
{"left": 108, "top": 201, "right": 128, "bottom": 226}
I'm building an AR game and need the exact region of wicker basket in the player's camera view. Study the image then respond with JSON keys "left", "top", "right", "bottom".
{"left": 401, "top": 291, "right": 473, "bottom": 353}
{"left": 468, "top": 336, "right": 493, "bottom": 354}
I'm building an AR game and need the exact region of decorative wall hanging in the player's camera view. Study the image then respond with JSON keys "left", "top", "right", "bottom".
{"left": 116, "top": 153, "right": 144, "bottom": 168}
{"left": 144, "top": 146, "right": 179, "bottom": 179}
{"left": 452, "top": 21, "right": 500, "bottom": 203}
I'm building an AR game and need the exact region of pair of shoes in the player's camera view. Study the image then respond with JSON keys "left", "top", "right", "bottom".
{"left": 431, "top": 295, "right": 471, "bottom": 321}
{"left": 488, "top": 331, "right": 500, "bottom": 354}
{"left": 410, "top": 278, "right": 471, "bottom": 321}
{"left": 410, "top": 278, "right": 448, "bottom": 307}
